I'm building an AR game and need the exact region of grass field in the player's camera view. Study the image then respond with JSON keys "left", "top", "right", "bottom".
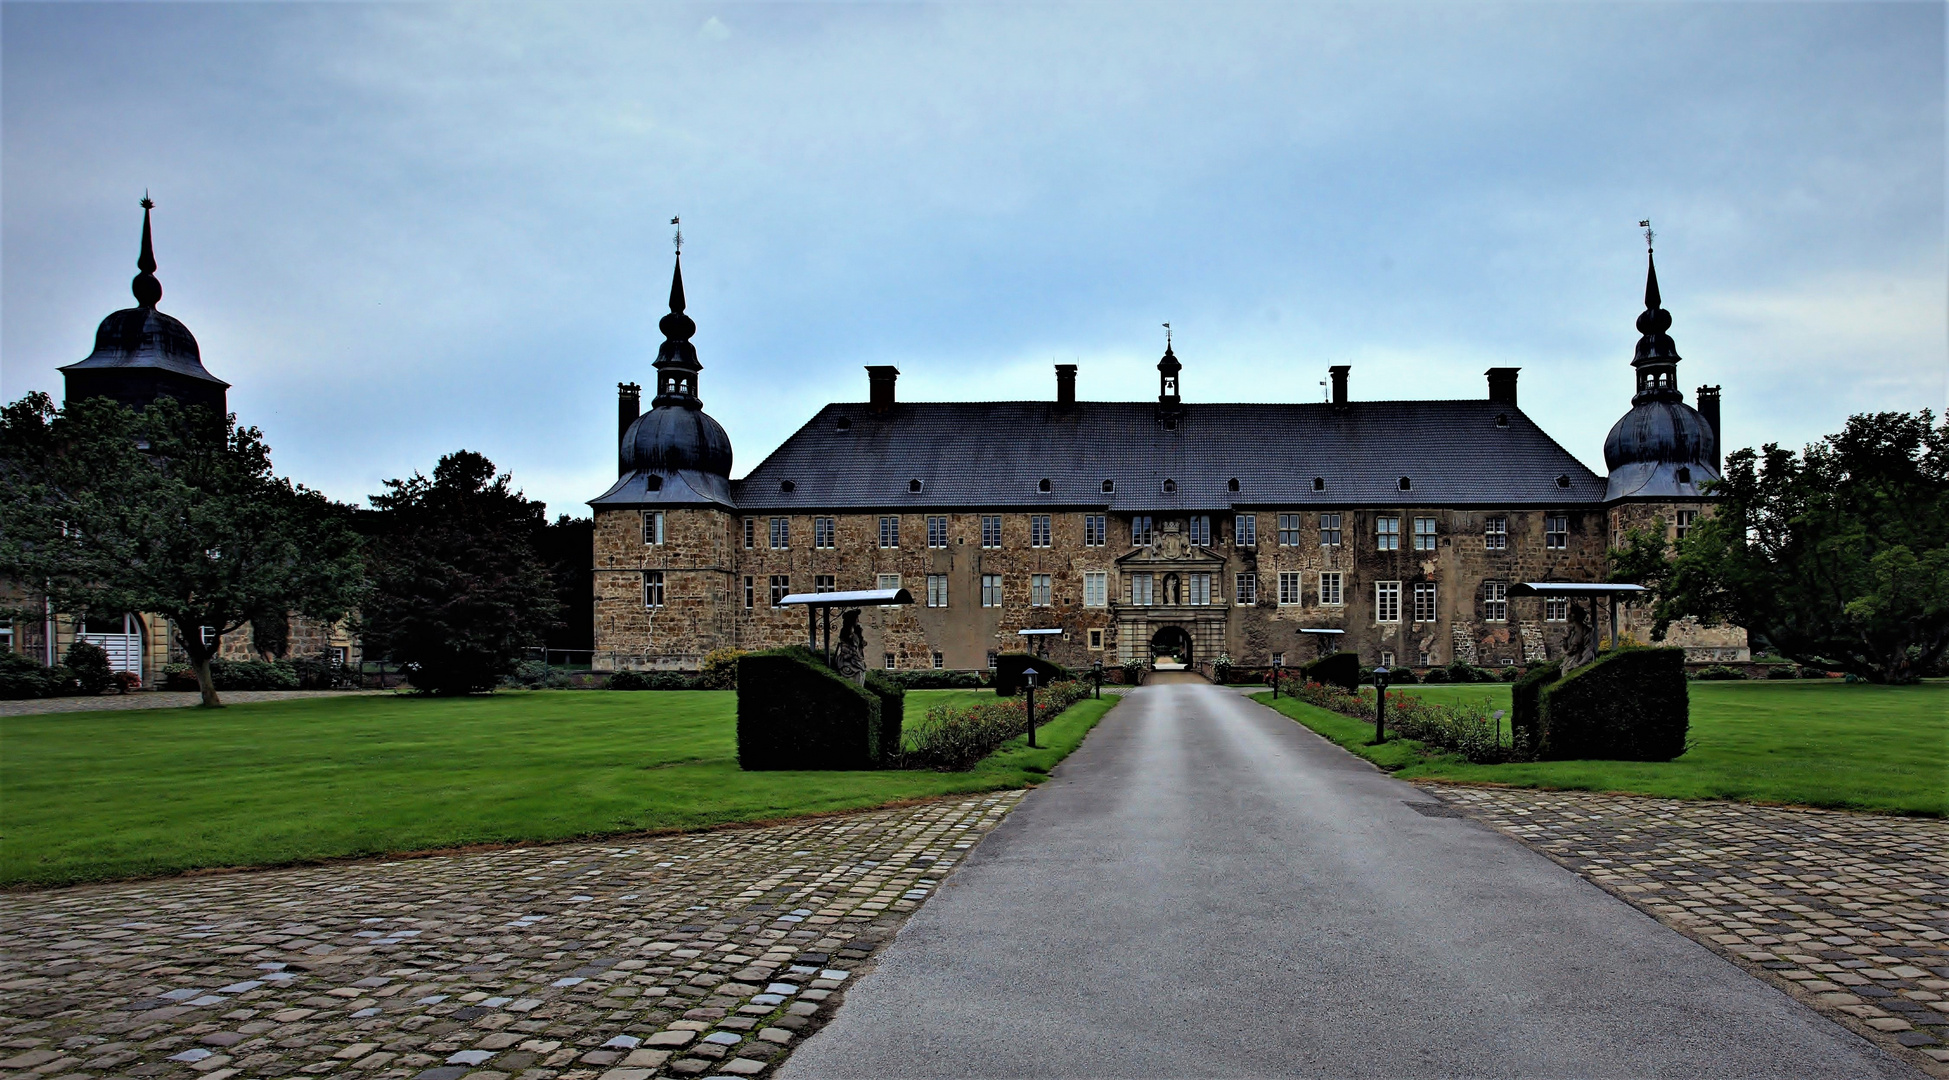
{"left": 1255, "top": 680, "right": 1946, "bottom": 816}
{"left": 1, "top": 688, "right": 1116, "bottom": 888}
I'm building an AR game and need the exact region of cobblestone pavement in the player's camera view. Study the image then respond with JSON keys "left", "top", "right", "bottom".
{"left": 1431, "top": 784, "right": 1949, "bottom": 1077}
{"left": 0, "top": 792, "right": 1024, "bottom": 1080}
{"left": 1, "top": 692, "right": 392, "bottom": 718}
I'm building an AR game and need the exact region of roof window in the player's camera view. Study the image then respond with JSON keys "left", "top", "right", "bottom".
{"left": 1038, "top": 478, "right": 1051, "bottom": 493}
{"left": 1312, "top": 477, "right": 1326, "bottom": 491}
{"left": 1555, "top": 474, "right": 1571, "bottom": 489}
{"left": 836, "top": 416, "right": 852, "bottom": 431}
{"left": 646, "top": 475, "right": 663, "bottom": 492}
{"left": 780, "top": 480, "right": 797, "bottom": 493}
{"left": 1162, "top": 479, "right": 1178, "bottom": 494}
{"left": 1495, "top": 413, "right": 1509, "bottom": 428}
{"left": 1101, "top": 479, "right": 1115, "bottom": 494}
{"left": 1228, "top": 477, "right": 1240, "bottom": 493}
{"left": 1398, "top": 476, "right": 1412, "bottom": 491}
{"left": 909, "top": 478, "right": 924, "bottom": 493}
{"left": 1675, "top": 467, "right": 1692, "bottom": 484}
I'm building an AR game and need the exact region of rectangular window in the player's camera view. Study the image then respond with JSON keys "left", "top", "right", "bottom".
{"left": 981, "top": 574, "right": 1003, "bottom": 607}
{"left": 981, "top": 515, "right": 1003, "bottom": 549}
{"left": 885, "top": 653, "right": 896, "bottom": 670}
{"left": 1235, "top": 572, "right": 1257, "bottom": 606}
{"left": 1413, "top": 516, "right": 1436, "bottom": 551}
{"left": 1381, "top": 650, "right": 1395, "bottom": 668}
{"left": 1235, "top": 514, "right": 1256, "bottom": 547}
{"left": 932, "top": 651, "right": 944, "bottom": 669}
{"left": 769, "top": 517, "right": 789, "bottom": 550}
{"left": 1132, "top": 516, "right": 1154, "bottom": 546}
{"left": 879, "top": 516, "right": 900, "bottom": 549}
{"left": 1484, "top": 581, "right": 1508, "bottom": 622}
{"left": 814, "top": 517, "right": 836, "bottom": 549}
{"left": 927, "top": 516, "right": 949, "bottom": 548}
{"left": 1412, "top": 581, "right": 1437, "bottom": 623}
{"left": 769, "top": 575, "right": 791, "bottom": 607}
{"left": 742, "top": 576, "right": 754, "bottom": 609}
{"left": 642, "top": 511, "right": 665, "bottom": 546}
{"left": 1419, "top": 650, "right": 1435, "bottom": 666}
{"left": 1189, "top": 515, "right": 1211, "bottom": 546}
{"left": 1377, "top": 515, "right": 1399, "bottom": 551}
{"left": 1188, "top": 573, "right": 1212, "bottom": 606}
{"left": 1131, "top": 573, "right": 1154, "bottom": 606}
{"left": 1319, "top": 571, "right": 1344, "bottom": 606}
{"left": 644, "top": 571, "right": 665, "bottom": 608}
{"left": 743, "top": 517, "right": 755, "bottom": 549}
{"left": 1083, "top": 571, "right": 1108, "bottom": 608}
{"left": 1545, "top": 597, "right": 1568, "bottom": 622}
{"left": 1545, "top": 513, "right": 1568, "bottom": 550}
{"left": 1675, "top": 510, "right": 1698, "bottom": 540}
{"left": 1278, "top": 513, "right": 1302, "bottom": 546}
{"left": 1084, "top": 514, "right": 1106, "bottom": 547}
{"left": 987, "top": 650, "right": 999, "bottom": 670}
{"left": 815, "top": 574, "right": 836, "bottom": 594}
{"left": 1320, "top": 514, "right": 1342, "bottom": 546}
{"left": 877, "top": 573, "right": 901, "bottom": 591}
{"left": 1376, "top": 581, "right": 1401, "bottom": 623}
{"left": 927, "top": 574, "right": 949, "bottom": 608}
{"left": 1030, "top": 574, "right": 1052, "bottom": 607}
{"left": 1278, "top": 571, "right": 1302, "bottom": 606}
{"left": 1485, "top": 515, "right": 1508, "bottom": 551}
{"left": 1030, "top": 515, "right": 1052, "bottom": 548}
{"left": 1088, "top": 628, "right": 1104, "bottom": 650}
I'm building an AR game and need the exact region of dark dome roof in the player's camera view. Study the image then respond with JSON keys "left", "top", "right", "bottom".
{"left": 623, "top": 404, "right": 733, "bottom": 477}
{"left": 1603, "top": 400, "right": 1715, "bottom": 471}
{"left": 62, "top": 306, "right": 224, "bottom": 385}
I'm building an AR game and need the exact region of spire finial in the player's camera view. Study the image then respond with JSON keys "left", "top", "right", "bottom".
{"left": 132, "top": 192, "right": 161, "bottom": 307}
{"left": 1640, "top": 218, "right": 1654, "bottom": 253}
{"left": 1163, "top": 321, "right": 1171, "bottom": 350}
{"left": 671, "top": 215, "right": 683, "bottom": 254}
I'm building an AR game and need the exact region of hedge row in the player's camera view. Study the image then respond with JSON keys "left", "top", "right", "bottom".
{"left": 1284, "top": 679, "right": 1513, "bottom": 764}
{"left": 896, "top": 679, "right": 1094, "bottom": 771}
{"left": 993, "top": 653, "right": 1070, "bottom": 696}
{"left": 735, "top": 646, "right": 904, "bottom": 770}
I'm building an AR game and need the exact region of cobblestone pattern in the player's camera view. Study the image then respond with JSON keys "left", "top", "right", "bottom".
{"left": 0, "top": 792, "right": 1024, "bottom": 1080}
{"left": 1430, "top": 784, "right": 1949, "bottom": 1077}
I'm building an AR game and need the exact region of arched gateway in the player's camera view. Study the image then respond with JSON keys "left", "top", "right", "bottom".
{"left": 1150, "top": 625, "right": 1193, "bottom": 667}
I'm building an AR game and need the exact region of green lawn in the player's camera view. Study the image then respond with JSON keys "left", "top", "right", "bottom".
{"left": 1, "top": 689, "right": 1116, "bottom": 888}
{"left": 1254, "top": 680, "right": 1947, "bottom": 816}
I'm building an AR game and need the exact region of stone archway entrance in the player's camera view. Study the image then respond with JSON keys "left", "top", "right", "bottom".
{"left": 1150, "top": 625, "right": 1193, "bottom": 668}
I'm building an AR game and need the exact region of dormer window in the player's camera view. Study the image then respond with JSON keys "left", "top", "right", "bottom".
{"left": 1313, "top": 477, "right": 1326, "bottom": 491}
{"left": 1398, "top": 476, "right": 1412, "bottom": 491}
{"left": 836, "top": 416, "right": 852, "bottom": 431}
{"left": 1675, "top": 466, "right": 1692, "bottom": 484}
{"left": 1228, "top": 477, "right": 1240, "bottom": 493}
{"left": 1037, "top": 478, "right": 1051, "bottom": 493}
{"left": 1495, "top": 413, "right": 1509, "bottom": 428}
{"left": 1162, "top": 479, "right": 1178, "bottom": 494}
{"left": 909, "top": 478, "right": 924, "bottom": 493}
{"left": 1555, "top": 474, "right": 1571, "bottom": 489}
{"left": 780, "top": 480, "right": 797, "bottom": 493}
{"left": 1101, "top": 479, "right": 1115, "bottom": 494}
{"left": 646, "top": 475, "right": 663, "bottom": 492}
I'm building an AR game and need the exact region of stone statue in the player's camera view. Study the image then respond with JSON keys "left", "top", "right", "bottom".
{"left": 1563, "top": 600, "right": 1597, "bottom": 669}
{"left": 833, "top": 608, "right": 868, "bottom": 683}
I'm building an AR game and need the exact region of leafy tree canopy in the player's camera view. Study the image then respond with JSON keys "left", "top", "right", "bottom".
{"left": 1612, "top": 410, "right": 1948, "bottom": 684}
{"left": 0, "top": 393, "right": 365, "bottom": 705}
{"left": 361, "top": 450, "right": 560, "bottom": 695}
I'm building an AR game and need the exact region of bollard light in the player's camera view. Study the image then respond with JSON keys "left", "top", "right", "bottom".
{"left": 1373, "top": 665, "right": 1390, "bottom": 742}
{"left": 1272, "top": 655, "right": 1285, "bottom": 699}
{"left": 1091, "top": 659, "right": 1103, "bottom": 700}
{"left": 1022, "top": 666, "right": 1040, "bottom": 749}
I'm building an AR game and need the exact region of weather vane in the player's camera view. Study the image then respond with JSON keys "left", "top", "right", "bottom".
{"left": 671, "top": 216, "right": 683, "bottom": 254}
{"left": 141, "top": 190, "right": 154, "bottom": 211}
{"left": 1162, "top": 321, "right": 1171, "bottom": 348}
{"left": 1639, "top": 219, "right": 1654, "bottom": 252}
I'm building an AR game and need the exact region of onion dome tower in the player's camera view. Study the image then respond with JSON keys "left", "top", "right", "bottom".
{"left": 591, "top": 251, "right": 735, "bottom": 509}
{"left": 1155, "top": 323, "right": 1183, "bottom": 423}
{"left": 1603, "top": 248, "right": 1720, "bottom": 501}
{"left": 60, "top": 197, "right": 229, "bottom": 414}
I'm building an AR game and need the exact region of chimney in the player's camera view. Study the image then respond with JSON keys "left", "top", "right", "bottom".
{"left": 1055, "top": 364, "right": 1077, "bottom": 406}
{"left": 1328, "top": 365, "right": 1350, "bottom": 405}
{"left": 1697, "top": 385, "right": 1722, "bottom": 472}
{"left": 617, "top": 382, "right": 640, "bottom": 476}
{"left": 1486, "top": 367, "right": 1520, "bottom": 407}
{"left": 866, "top": 365, "right": 900, "bottom": 412}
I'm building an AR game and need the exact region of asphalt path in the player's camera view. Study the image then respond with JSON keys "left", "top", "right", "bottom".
{"left": 781, "top": 679, "right": 1914, "bottom": 1079}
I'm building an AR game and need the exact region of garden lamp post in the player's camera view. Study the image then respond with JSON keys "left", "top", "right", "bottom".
{"left": 1022, "top": 666, "right": 1040, "bottom": 749}
{"left": 1091, "top": 659, "right": 1103, "bottom": 700}
{"left": 1373, "top": 665, "right": 1390, "bottom": 742}
{"left": 1272, "top": 655, "right": 1284, "bottom": 699}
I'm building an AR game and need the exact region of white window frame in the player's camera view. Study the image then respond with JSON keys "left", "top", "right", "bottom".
{"left": 1412, "top": 581, "right": 1436, "bottom": 623}
{"left": 1377, "top": 516, "right": 1399, "bottom": 551}
{"left": 884, "top": 653, "right": 896, "bottom": 670}
{"left": 1278, "top": 513, "right": 1302, "bottom": 546}
{"left": 1132, "top": 516, "right": 1154, "bottom": 547}
{"left": 1030, "top": 573, "right": 1052, "bottom": 607}
{"left": 743, "top": 576, "right": 754, "bottom": 610}
{"left": 927, "top": 516, "right": 949, "bottom": 549}
{"left": 1030, "top": 515, "right": 1052, "bottom": 548}
{"left": 1278, "top": 571, "right": 1302, "bottom": 606}
{"left": 1675, "top": 509, "right": 1698, "bottom": 540}
{"left": 643, "top": 510, "right": 664, "bottom": 546}
{"left": 1545, "top": 513, "right": 1568, "bottom": 550}
{"left": 644, "top": 571, "right": 665, "bottom": 608}
{"left": 1485, "top": 515, "right": 1508, "bottom": 551}
{"left": 814, "top": 574, "right": 836, "bottom": 594}
{"left": 743, "top": 517, "right": 755, "bottom": 549}
{"left": 981, "top": 515, "right": 1003, "bottom": 549}
{"left": 927, "top": 574, "right": 949, "bottom": 608}
{"left": 769, "top": 575, "right": 790, "bottom": 607}
{"left": 1484, "top": 581, "right": 1509, "bottom": 622}
{"left": 981, "top": 573, "right": 1003, "bottom": 608}
{"left": 879, "top": 516, "right": 900, "bottom": 549}
{"left": 877, "top": 573, "right": 902, "bottom": 591}
{"left": 1088, "top": 628, "right": 1104, "bottom": 650}
{"left": 1376, "top": 581, "right": 1401, "bottom": 623}
{"left": 1083, "top": 571, "right": 1108, "bottom": 609}
{"left": 932, "top": 651, "right": 944, "bottom": 669}
{"left": 1412, "top": 516, "right": 1436, "bottom": 551}
{"left": 814, "top": 517, "right": 836, "bottom": 550}
{"left": 1189, "top": 515, "right": 1211, "bottom": 546}
{"left": 1235, "top": 572, "right": 1257, "bottom": 606}
{"left": 769, "top": 517, "right": 789, "bottom": 550}
{"left": 1545, "top": 597, "right": 1568, "bottom": 622}
{"left": 1084, "top": 514, "right": 1107, "bottom": 547}
{"left": 1319, "top": 513, "right": 1342, "bottom": 547}
{"left": 1319, "top": 571, "right": 1344, "bottom": 606}
{"left": 1188, "top": 572, "right": 1212, "bottom": 606}
{"left": 1234, "top": 514, "right": 1256, "bottom": 548}
{"left": 1131, "top": 573, "right": 1154, "bottom": 606}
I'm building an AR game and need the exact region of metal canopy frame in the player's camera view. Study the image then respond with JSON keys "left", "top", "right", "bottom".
{"left": 779, "top": 588, "right": 915, "bottom": 661}
{"left": 1016, "top": 627, "right": 1063, "bottom": 658}
{"left": 1511, "top": 582, "right": 1649, "bottom": 652}
{"left": 1297, "top": 627, "right": 1346, "bottom": 658}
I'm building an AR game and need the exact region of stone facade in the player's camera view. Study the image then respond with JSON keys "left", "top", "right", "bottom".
{"left": 1609, "top": 500, "right": 1751, "bottom": 662}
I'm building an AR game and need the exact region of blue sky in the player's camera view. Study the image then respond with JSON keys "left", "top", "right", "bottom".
{"left": 3, "top": 2, "right": 1942, "bottom": 516}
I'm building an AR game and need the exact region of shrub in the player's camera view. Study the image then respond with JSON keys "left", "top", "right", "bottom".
{"left": 882, "top": 669, "right": 989, "bottom": 689}
{"left": 898, "top": 679, "right": 1091, "bottom": 770}
{"left": 207, "top": 657, "right": 300, "bottom": 691}
{"left": 0, "top": 651, "right": 66, "bottom": 699}
{"left": 607, "top": 668, "right": 696, "bottom": 690}
{"left": 993, "top": 653, "right": 1069, "bottom": 696}
{"left": 863, "top": 671, "right": 905, "bottom": 756}
{"left": 161, "top": 663, "right": 200, "bottom": 691}
{"left": 1287, "top": 679, "right": 1512, "bottom": 764}
{"left": 1765, "top": 664, "right": 1798, "bottom": 680}
{"left": 1443, "top": 660, "right": 1500, "bottom": 683}
{"left": 113, "top": 670, "right": 143, "bottom": 693}
{"left": 502, "top": 660, "right": 577, "bottom": 690}
{"left": 1119, "top": 660, "right": 1145, "bottom": 684}
{"left": 737, "top": 646, "right": 897, "bottom": 770}
{"left": 64, "top": 639, "right": 115, "bottom": 695}
{"left": 1510, "top": 661, "right": 1562, "bottom": 758}
{"left": 287, "top": 653, "right": 344, "bottom": 690}
{"left": 697, "top": 648, "right": 744, "bottom": 690}
{"left": 1695, "top": 664, "right": 1747, "bottom": 680}
{"left": 1419, "top": 666, "right": 1450, "bottom": 683}
{"left": 1303, "top": 652, "right": 1360, "bottom": 691}
{"left": 1537, "top": 647, "right": 1689, "bottom": 761}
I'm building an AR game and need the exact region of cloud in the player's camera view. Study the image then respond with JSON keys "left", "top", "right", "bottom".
{"left": 698, "top": 16, "right": 730, "bottom": 41}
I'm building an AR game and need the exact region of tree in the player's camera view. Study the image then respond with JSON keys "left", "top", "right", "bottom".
{"left": 1612, "top": 410, "right": 1949, "bottom": 684}
{"left": 0, "top": 393, "right": 366, "bottom": 706}
{"left": 361, "top": 451, "right": 560, "bottom": 694}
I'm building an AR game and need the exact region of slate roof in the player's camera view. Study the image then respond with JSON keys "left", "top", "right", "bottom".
{"left": 729, "top": 399, "right": 1608, "bottom": 512}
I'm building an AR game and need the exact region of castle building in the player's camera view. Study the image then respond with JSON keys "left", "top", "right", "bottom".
{"left": 591, "top": 250, "right": 1745, "bottom": 673}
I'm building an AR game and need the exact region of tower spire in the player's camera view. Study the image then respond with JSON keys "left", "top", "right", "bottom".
{"left": 1630, "top": 230, "right": 1682, "bottom": 406}
{"left": 132, "top": 193, "right": 161, "bottom": 308}
{"left": 652, "top": 247, "right": 701, "bottom": 408}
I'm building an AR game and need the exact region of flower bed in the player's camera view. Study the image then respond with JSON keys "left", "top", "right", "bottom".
{"left": 897, "top": 679, "right": 1094, "bottom": 771}
{"left": 1286, "top": 680, "right": 1515, "bottom": 764}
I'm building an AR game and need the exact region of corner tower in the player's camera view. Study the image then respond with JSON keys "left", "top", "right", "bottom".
{"left": 1602, "top": 249, "right": 1719, "bottom": 501}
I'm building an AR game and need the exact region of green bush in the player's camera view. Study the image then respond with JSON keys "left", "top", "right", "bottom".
{"left": 898, "top": 679, "right": 1091, "bottom": 770}
{"left": 1420, "top": 666, "right": 1450, "bottom": 683}
{"left": 863, "top": 671, "right": 905, "bottom": 755}
{"left": 607, "top": 668, "right": 696, "bottom": 690}
{"left": 736, "top": 646, "right": 897, "bottom": 770}
{"left": 882, "top": 669, "right": 989, "bottom": 689}
{"left": 1119, "top": 660, "right": 1145, "bottom": 684}
{"left": 208, "top": 658, "right": 301, "bottom": 691}
{"left": 1537, "top": 647, "right": 1689, "bottom": 762}
{"left": 1444, "top": 660, "right": 1500, "bottom": 683}
{"left": 65, "top": 640, "right": 114, "bottom": 696}
{"left": 161, "top": 663, "right": 199, "bottom": 691}
{"left": 1765, "top": 664, "right": 1799, "bottom": 680}
{"left": 1510, "top": 661, "right": 1562, "bottom": 758}
{"left": 502, "top": 660, "right": 578, "bottom": 690}
{"left": 993, "top": 653, "right": 1069, "bottom": 696}
{"left": 1303, "top": 652, "right": 1360, "bottom": 691}
{"left": 697, "top": 648, "right": 744, "bottom": 690}
{"left": 1695, "top": 664, "right": 1747, "bottom": 680}
{"left": 0, "top": 652, "right": 71, "bottom": 699}
{"left": 1287, "top": 679, "right": 1511, "bottom": 763}
{"left": 1499, "top": 665, "right": 1522, "bottom": 682}
{"left": 287, "top": 653, "right": 344, "bottom": 690}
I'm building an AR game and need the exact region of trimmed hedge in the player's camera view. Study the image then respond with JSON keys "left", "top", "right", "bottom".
{"left": 882, "top": 669, "right": 989, "bottom": 690}
{"left": 1303, "top": 652, "right": 1360, "bottom": 691}
{"left": 898, "top": 678, "right": 1091, "bottom": 770}
{"left": 608, "top": 669, "right": 698, "bottom": 691}
{"left": 993, "top": 653, "right": 1069, "bottom": 696}
{"left": 1537, "top": 648, "right": 1689, "bottom": 762}
{"left": 1510, "top": 661, "right": 1561, "bottom": 758}
{"left": 736, "top": 646, "right": 899, "bottom": 770}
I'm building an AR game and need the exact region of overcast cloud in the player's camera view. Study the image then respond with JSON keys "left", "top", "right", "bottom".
{"left": 3, "top": 2, "right": 1942, "bottom": 515}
